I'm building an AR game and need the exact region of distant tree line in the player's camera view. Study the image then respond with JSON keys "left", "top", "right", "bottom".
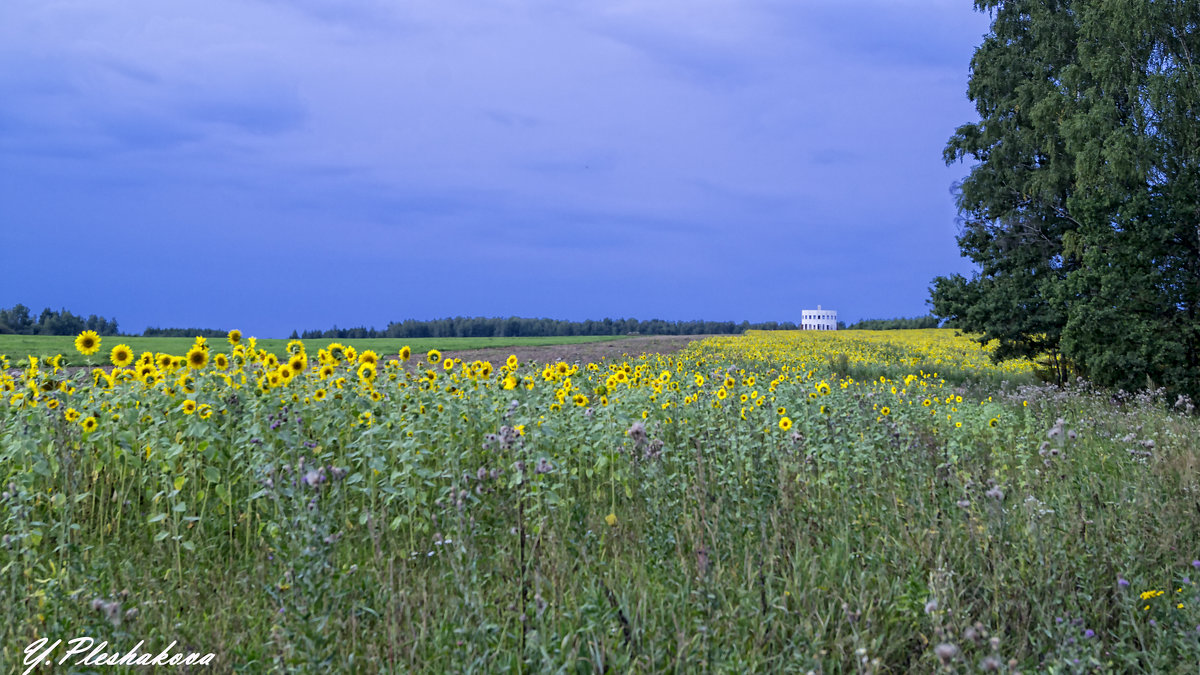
{"left": 142, "top": 327, "right": 230, "bottom": 338}
{"left": 294, "top": 317, "right": 809, "bottom": 340}
{"left": 846, "top": 316, "right": 941, "bottom": 331}
{"left": 0, "top": 304, "right": 119, "bottom": 336}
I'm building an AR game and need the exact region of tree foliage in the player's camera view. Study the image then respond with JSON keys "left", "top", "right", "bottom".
{"left": 846, "top": 316, "right": 941, "bottom": 331}
{"left": 0, "top": 304, "right": 119, "bottom": 336}
{"left": 932, "top": 0, "right": 1200, "bottom": 397}
{"left": 296, "top": 317, "right": 802, "bottom": 340}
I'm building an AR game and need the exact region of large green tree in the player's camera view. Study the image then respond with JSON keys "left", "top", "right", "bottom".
{"left": 932, "top": 0, "right": 1200, "bottom": 398}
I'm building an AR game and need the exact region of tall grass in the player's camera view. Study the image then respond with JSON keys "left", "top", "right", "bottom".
{"left": 1, "top": 333, "right": 1198, "bottom": 672}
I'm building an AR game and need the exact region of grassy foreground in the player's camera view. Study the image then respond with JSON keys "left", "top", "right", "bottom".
{"left": 1, "top": 329, "right": 1198, "bottom": 672}
{"left": 0, "top": 334, "right": 629, "bottom": 368}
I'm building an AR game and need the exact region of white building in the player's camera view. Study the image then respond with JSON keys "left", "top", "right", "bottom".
{"left": 801, "top": 305, "right": 838, "bottom": 331}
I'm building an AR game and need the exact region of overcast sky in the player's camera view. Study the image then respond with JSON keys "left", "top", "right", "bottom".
{"left": 1, "top": 0, "right": 992, "bottom": 337}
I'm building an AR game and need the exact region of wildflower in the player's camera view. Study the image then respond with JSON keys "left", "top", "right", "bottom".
{"left": 227, "top": 329, "right": 242, "bottom": 344}
{"left": 81, "top": 416, "right": 98, "bottom": 433}
{"left": 427, "top": 349, "right": 441, "bottom": 364}
{"left": 779, "top": 416, "right": 793, "bottom": 431}
{"left": 988, "top": 417, "right": 998, "bottom": 428}
{"left": 182, "top": 400, "right": 197, "bottom": 415}
{"left": 605, "top": 512, "right": 617, "bottom": 527}
{"left": 933, "top": 643, "right": 958, "bottom": 665}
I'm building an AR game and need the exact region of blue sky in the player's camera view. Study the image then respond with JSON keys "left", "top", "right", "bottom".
{"left": 1, "top": 0, "right": 992, "bottom": 337}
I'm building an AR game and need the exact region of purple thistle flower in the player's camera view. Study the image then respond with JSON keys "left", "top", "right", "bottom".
{"left": 1083, "top": 629, "right": 1094, "bottom": 639}
{"left": 1118, "top": 577, "right": 1130, "bottom": 587}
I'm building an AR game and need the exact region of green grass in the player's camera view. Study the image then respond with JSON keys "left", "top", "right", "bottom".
{"left": 0, "top": 334, "right": 628, "bottom": 366}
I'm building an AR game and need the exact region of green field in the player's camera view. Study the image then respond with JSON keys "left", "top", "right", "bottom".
{"left": 3, "top": 330, "right": 1199, "bottom": 671}
{"left": 0, "top": 334, "right": 628, "bottom": 366}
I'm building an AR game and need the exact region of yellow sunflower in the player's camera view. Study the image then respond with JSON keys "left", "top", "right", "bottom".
{"left": 427, "top": 349, "right": 442, "bottom": 364}
{"left": 182, "top": 400, "right": 197, "bottom": 415}
{"left": 109, "top": 344, "right": 133, "bottom": 367}
{"left": 227, "top": 329, "right": 242, "bottom": 345}
{"left": 81, "top": 416, "right": 98, "bottom": 432}
{"left": 399, "top": 345, "right": 411, "bottom": 361}
{"left": 779, "top": 416, "right": 793, "bottom": 431}
{"left": 74, "top": 330, "right": 101, "bottom": 355}
{"left": 185, "top": 346, "right": 208, "bottom": 370}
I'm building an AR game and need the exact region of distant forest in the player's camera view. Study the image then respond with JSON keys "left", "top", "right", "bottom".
{"left": 845, "top": 316, "right": 941, "bottom": 330}
{"left": 293, "top": 317, "right": 818, "bottom": 339}
{"left": 5, "top": 305, "right": 946, "bottom": 339}
{"left": 0, "top": 304, "right": 119, "bottom": 336}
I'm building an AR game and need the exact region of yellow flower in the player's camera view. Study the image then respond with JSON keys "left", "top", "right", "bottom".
{"left": 503, "top": 375, "right": 518, "bottom": 390}
{"left": 81, "top": 416, "right": 97, "bottom": 433}
{"left": 427, "top": 349, "right": 441, "bottom": 364}
{"left": 182, "top": 400, "right": 197, "bottom": 415}
{"left": 110, "top": 344, "right": 133, "bottom": 367}
{"left": 988, "top": 417, "right": 999, "bottom": 427}
{"left": 779, "top": 416, "right": 793, "bottom": 431}
{"left": 399, "top": 345, "right": 412, "bottom": 361}
{"left": 198, "top": 404, "right": 213, "bottom": 420}
{"left": 358, "top": 362, "right": 377, "bottom": 382}
{"left": 185, "top": 346, "right": 208, "bottom": 370}
{"left": 227, "top": 329, "right": 242, "bottom": 345}
{"left": 74, "top": 330, "right": 101, "bottom": 355}
{"left": 506, "top": 354, "right": 519, "bottom": 369}
{"left": 605, "top": 512, "right": 617, "bottom": 527}
{"left": 359, "top": 350, "right": 379, "bottom": 367}
{"left": 64, "top": 407, "right": 80, "bottom": 423}
{"left": 880, "top": 406, "right": 890, "bottom": 416}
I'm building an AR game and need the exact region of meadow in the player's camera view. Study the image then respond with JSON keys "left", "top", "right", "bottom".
{"left": 1, "top": 329, "right": 1198, "bottom": 672}
{"left": 0, "top": 335, "right": 628, "bottom": 368}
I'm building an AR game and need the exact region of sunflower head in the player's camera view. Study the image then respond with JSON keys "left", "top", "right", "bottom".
{"left": 358, "top": 350, "right": 378, "bottom": 367}
{"left": 227, "top": 329, "right": 242, "bottom": 345}
{"left": 186, "top": 346, "right": 208, "bottom": 370}
{"left": 74, "top": 330, "right": 101, "bottom": 356}
{"left": 110, "top": 344, "right": 134, "bottom": 367}
{"left": 399, "top": 345, "right": 411, "bottom": 361}
{"left": 426, "top": 349, "right": 441, "bottom": 364}
{"left": 182, "top": 400, "right": 197, "bottom": 415}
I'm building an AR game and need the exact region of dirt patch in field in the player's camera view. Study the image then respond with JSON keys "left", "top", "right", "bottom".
{"left": 428, "top": 335, "right": 708, "bottom": 367}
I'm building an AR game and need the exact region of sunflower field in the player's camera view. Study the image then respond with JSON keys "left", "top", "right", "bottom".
{"left": 2, "top": 329, "right": 1199, "bottom": 672}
